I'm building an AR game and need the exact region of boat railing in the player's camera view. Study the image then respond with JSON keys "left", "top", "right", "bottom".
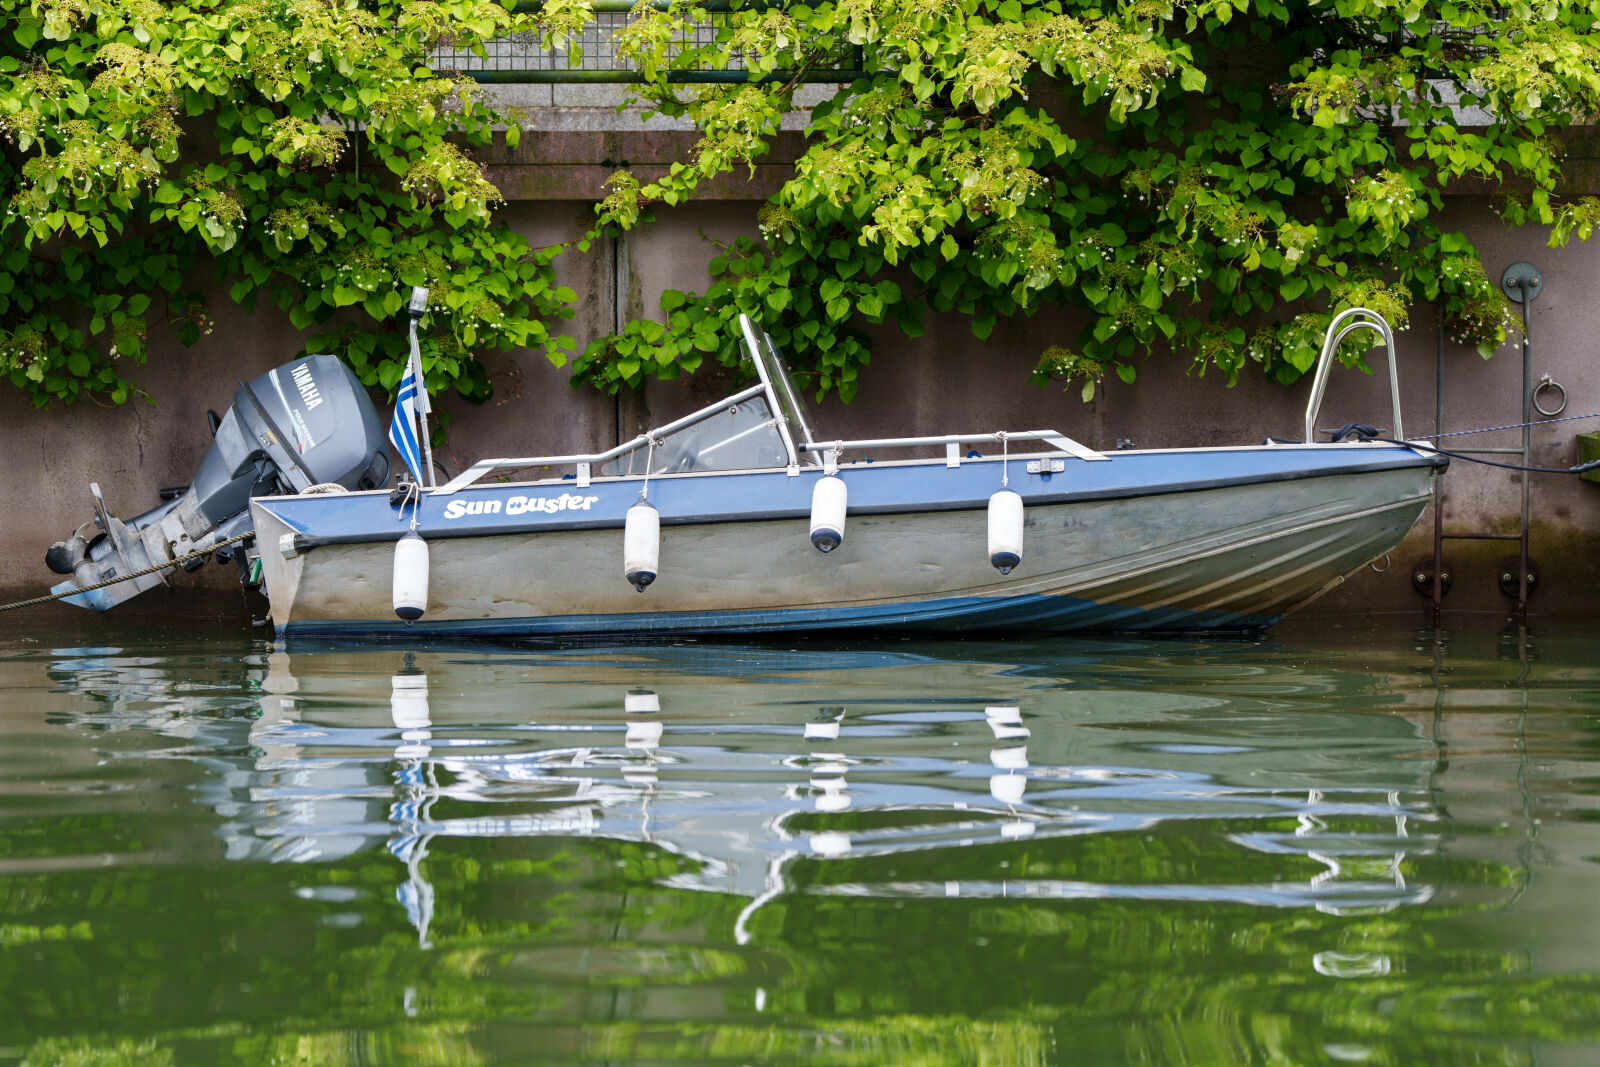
{"left": 1303, "top": 308, "right": 1406, "bottom": 444}
{"left": 435, "top": 382, "right": 771, "bottom": 495}
{"left": 797, "top": 432, "right": 1107, "bottom": 465}
{"left": 435, "top": 413, "right": 1107, "bottom": 495}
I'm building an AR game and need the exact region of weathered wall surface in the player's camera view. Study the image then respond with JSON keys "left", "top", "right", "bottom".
{"left": 3, "top": 132, "right": 1597, "bottom": 625}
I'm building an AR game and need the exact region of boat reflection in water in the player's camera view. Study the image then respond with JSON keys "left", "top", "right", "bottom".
{"left": 78, "top": 641, "right": 1451, "bottom": 948}
{"left": 30, "top": 633, "right": 1575, "bottom": 1065}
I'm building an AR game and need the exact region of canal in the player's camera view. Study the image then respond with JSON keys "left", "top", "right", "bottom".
{"left": 0, "top": 621, "right": 1596, "bottom": 1064}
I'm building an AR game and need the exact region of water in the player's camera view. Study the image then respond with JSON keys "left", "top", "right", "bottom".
{"left": 0, "top": 623, "right": 1597, "bottom": 1065}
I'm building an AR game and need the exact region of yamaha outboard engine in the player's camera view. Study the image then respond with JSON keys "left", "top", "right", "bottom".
{"left": 46, "top": 355, "right": 390, "bottom": 610}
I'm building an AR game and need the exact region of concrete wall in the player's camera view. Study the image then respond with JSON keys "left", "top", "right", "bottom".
{"left": 5, "top": 144, "right": 1597, "bottom": 624}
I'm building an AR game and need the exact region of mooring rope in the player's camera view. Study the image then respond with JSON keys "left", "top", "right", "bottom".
{"left": 0, "top": 531, "right": 254, "bottom": 614}
{"left": 1416, "top": 410, "right": 1600, "bottom": 440}
{"left": 1321, "top": 419, "right": 1600, "bottom": 475}
{"left": 1377, "top": 436, "right": 1600, "bottom": 475}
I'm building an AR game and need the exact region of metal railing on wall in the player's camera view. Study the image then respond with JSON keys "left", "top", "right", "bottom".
{"left": 434, "top": 1, "right": 866, "bottom": 84}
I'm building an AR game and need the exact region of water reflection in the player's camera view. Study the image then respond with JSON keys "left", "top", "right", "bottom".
{"left": 9, "top": 630, "right": 1599, "bottom": 1065}
{"left": 38, "top": 642, "right": 1463, "bottom": 923}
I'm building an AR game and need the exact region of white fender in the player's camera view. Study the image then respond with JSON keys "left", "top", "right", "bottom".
{"left": 809, "top": 474, "right": 848, "bottom": 552}
{"left": 813, "top": 777, "right": 851, "bottom": 812}
{"left": 390, "top": 674, "right": 431, "bottom": 731}
{"left": 990, "top": 773, "right": 1027, "bottom": 806}
{"left": 809, "top": 831, "right": 853, "bottom": 856}
{"left": 804, "top": 719, "right": 841, "bottom": 741}
{"left": 625, "top": 720, "right": 664, "bottom": 750}
{"left": 987, "top": 489, "right": 1024, "bottom": 574}
{"left": 390, "top": 673, "right": 431, "bottom": 758}
{"left": 624, "top": 691, "right": 661, "bottom": 713}
{"left": 985, "top": 705, "right": 1030, "bottom": 741}
{"left": 392, "top": 531, "right": 429, "bottom": 621}
{"left": 624, "top": 500, "right": 660, "bottom": 591}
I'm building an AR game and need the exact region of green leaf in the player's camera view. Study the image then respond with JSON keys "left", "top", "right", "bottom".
{"left": 0, "top": 0, "right": 1581, "bottom": 419}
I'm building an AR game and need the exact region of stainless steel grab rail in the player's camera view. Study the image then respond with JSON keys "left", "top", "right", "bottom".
{"left": 796, "top": 431, "right": 1106, "bottom": 462}
{"left": 1303, "top": 307, "right": 1405, "bottom": 443}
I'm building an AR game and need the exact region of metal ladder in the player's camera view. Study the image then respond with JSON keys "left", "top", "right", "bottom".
{"left": 1421, "top": 261, "right": 1539, "bottom": 626}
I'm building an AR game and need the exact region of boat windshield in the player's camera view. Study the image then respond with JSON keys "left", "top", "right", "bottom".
{"left": 601, "top": 394, "right": 790, "bottom": 476}
{"left": 740, "top": 315, "right": 822, "bottom": 467}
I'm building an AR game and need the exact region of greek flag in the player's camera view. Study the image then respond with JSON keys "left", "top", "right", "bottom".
{"left": 389, "top": 355, "right": 426, "bottom": 484}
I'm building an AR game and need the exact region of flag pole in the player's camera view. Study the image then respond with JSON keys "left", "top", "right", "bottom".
{"left": 407, "top": 287, "right": 436, "bottom": 488}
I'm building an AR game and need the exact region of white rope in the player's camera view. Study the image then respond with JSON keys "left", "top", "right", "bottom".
{"left": 394, "top": 479, "right": 422, "bottom": 531}
{"left": 640, "top": 436, "right": 659, "bottom": 501}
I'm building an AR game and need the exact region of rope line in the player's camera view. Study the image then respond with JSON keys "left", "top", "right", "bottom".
{"left": 1417, "top": 410, "right": 1600, "bottom": 440}
{"left": 1378, "top": 438, "right": 1600, "bottom": 476}
{"left": 0, "top": 531, "right": 253, "bottom": 614}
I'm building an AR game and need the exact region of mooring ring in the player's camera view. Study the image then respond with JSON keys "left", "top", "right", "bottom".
{"left": 1533, "top": 374, "right": 1568, "bottom": 417}
{"left": 1370, "top": 553, "right": 1392, "bottom": 574}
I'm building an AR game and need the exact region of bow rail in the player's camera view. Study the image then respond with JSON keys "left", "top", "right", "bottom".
{"left": 1304, "top": 308, "right": 1405, "bottom": 443}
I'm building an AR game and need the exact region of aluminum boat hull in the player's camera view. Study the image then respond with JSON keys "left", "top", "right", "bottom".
{"left": 251, "top": 443, "right": 1443, "bottom": 639}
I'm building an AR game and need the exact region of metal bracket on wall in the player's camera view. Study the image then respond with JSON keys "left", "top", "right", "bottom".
{"left": 1502, "top": 261, "right": 1542, "bottom": 304}
{"left": 1424, "top": 262, "right": 1540, "bottom": 626}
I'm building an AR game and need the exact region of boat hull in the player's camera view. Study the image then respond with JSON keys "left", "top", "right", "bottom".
{"left": 251, "top": 445, "right": 1441, "bottom": 639}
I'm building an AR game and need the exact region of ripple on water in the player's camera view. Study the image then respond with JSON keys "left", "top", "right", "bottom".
{"left": 0, "top": 624, "right": 1596, "bottom": 1064}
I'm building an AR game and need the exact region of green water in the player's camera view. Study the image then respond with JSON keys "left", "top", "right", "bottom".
{"left": 0, "top": 622, "right": 1597, "bottom": 1065}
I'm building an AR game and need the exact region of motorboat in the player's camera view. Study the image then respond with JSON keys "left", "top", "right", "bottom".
{"left": 45, "top": 308, "right": 1444, "bottom": 637}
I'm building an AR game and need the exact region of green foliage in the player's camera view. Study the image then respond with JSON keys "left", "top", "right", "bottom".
{"left": 20, "top": 1036, "right": 173, "bottom": 1067}
{"left": 0, "top": 0, "right": 580, "bottom": 409}
{"left": 580, "top": 230, "right": 887, "bottom": 399}
{"left": 573, "top": 0, "right": 1600, "bottom": 398}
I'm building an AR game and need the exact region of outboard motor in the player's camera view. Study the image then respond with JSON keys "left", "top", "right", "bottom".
{"left": 46, "top": 355, "right": 390, "bottom": 610}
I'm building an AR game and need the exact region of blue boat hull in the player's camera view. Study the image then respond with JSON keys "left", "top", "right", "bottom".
{"left": 250, "top": 444, "right": 1443, "bottom": 640}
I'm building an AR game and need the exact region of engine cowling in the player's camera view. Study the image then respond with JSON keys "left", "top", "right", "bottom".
{"left": 46, "top": 355, "right": 390, "bottom": 611}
